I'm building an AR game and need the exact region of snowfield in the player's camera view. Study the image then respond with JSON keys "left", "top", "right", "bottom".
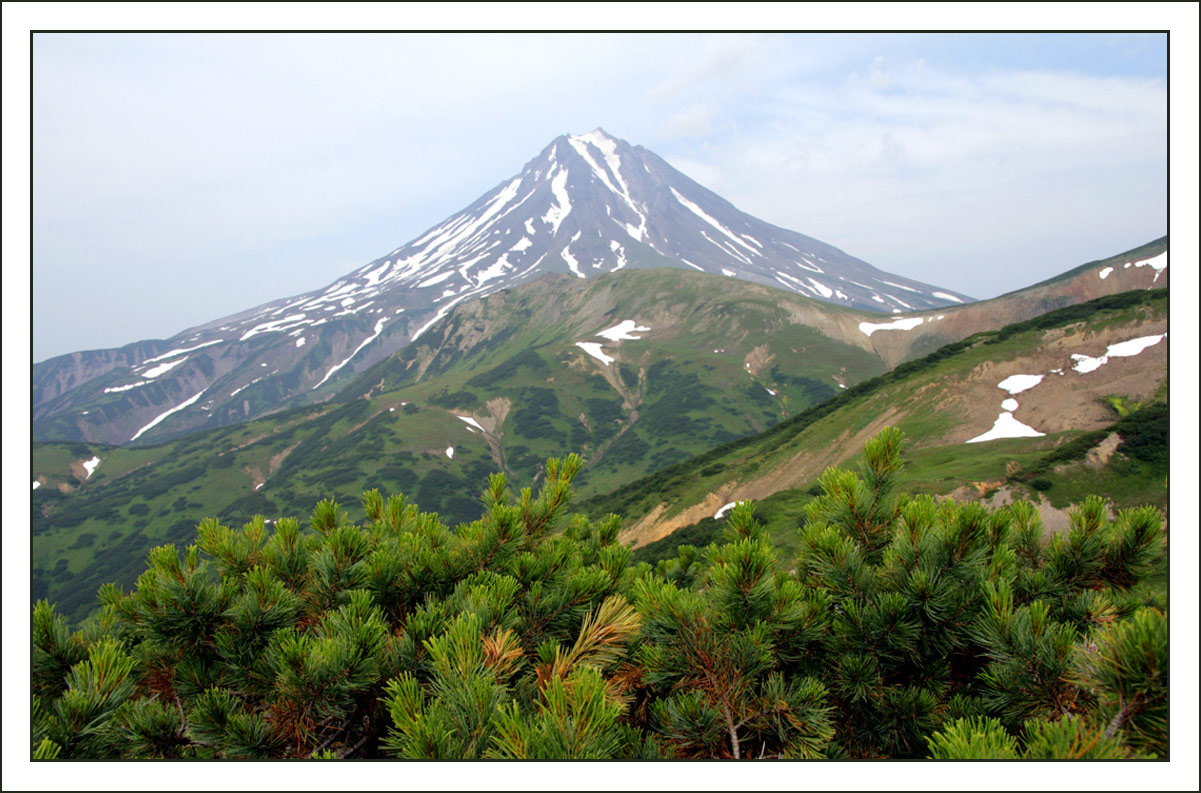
{"left": 104, "top": 381, "right": 150, "bottom": 394}
{"left": 714, "top": 501, "right": 745, "bottom": 520}
{"left": 1125, "top": 251, "right": 1168, "bottom": 277}
{"left": 130, "top": 388, "right": 209, "bottom": 442}
{"left": 142, "top": 358, "right": 187, "bottom": 379}
{"left": 575, "top": 342, "right": 614, "bottom": 366}
{"left": 542, "top": 167, "right": 572, "bottom": 236}
{"left": 966, "top": 412, "right": 1045, "bottom": 443}
{"left": 858, "top": 317, "right": 924, "bottom": 336}
{"left": 931, "top": 292, "right": 964, "bottom": 303}
{"left": 141, "top": 339, "right": 222, "bottom": 364}
{"left": 312, "top": 318, "right": 389, "bottom": 389}
{"left": 965, "top": 330, "right": 1164, "bottom": 444}
{"left": 596, "top": 320, "right": 650, "bottom": 341}
{"left": 1070, "top": 334, "right": 1166, "bottom": 374}
{"left": 997, "top": 374, "right": 1045, "bottom": 395}
{"left": 458, "top": 416, "right": 487, "bottom": 433}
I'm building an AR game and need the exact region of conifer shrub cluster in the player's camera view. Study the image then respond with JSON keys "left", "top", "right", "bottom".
{"left": 31, "top": 430, "right": 1167, "bottom": 760}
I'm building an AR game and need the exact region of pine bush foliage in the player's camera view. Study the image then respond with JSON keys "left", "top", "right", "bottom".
{"left": 30, "top": 435, "right": 1169, "bottom": 760}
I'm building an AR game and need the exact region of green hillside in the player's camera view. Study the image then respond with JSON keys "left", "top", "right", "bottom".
{"left": 33, "top": 269, "right": 895, "bottom": 622}
{"left": 34, "top": 277, "right": 1168, "bottom": 627}
{"left": 31, "top": 437, "right": 1169, "bottom": 761}
{"left": 587, "top": 288, "right": 1168, "bottom": 559}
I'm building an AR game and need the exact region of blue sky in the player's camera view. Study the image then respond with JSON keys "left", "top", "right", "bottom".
{"left": 14, "top": 25, "right": 1179, "bottom": 362}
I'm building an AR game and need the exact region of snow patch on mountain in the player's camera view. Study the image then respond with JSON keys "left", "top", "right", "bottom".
{"left": 474, "top": 254, "right": 512, "bottom": 286}
{"left": 230, "top": 376, "right": 265, "bottom": 398}
{"left": 932, "top": 292, "right": 965, "bottom": 303}
{"left": 714, "top": 501, "right": 745, "bottom": 520}
{"left": 881, "top": 280, "right": 920, "bottom": 294}
{"left": 458, "top": 416, "right": 487, "bottom": 433}
{"left": 575, "top": 342, "right": 614, "bottom": 366}
{"left": 670, "top": 187, "right": 759, "bottom": 258}
{"left": 700, "top": 230, "right": 754, "bottom": 266}
{"left": 569, "top": 130, "right": 648, "bottom": 241}
{"left": 997, "top": 374, "right": 1045, "bottom": 394}
{"left": 142, "top": 358, "right": 187, "bottom": 378}
{"left": 775, "top": 271, "right": 805, "bottom": 290}
{"left": 82, "top": 456, "right": 101, "bottom": 478}
{"left": 104, "top": 381, "right": 150, "bottom": 393}
{"left": 412, "top": 290, "right": 481, "bottom": 342}
{"left": 609, "top": 240, "right": 628, "bottom": 270}
{"left": 859, "top": 317, "right": 923, "bottom": 336}
{"left": 1125, "top": 251, "right": 1167, "bottom": 280}
{"left": 1070, "top": 333, "right": 1166, "bottom": 374}
{"left": 808, "top": 278, "right": 833, "bottom": 299}
{"left": 362, "top": 260, "right": 391, "bottom": 286}
{"left": 142, "top": 339, "right": 222, "bottom": 364}
{"left": 966, "top": 412, "right": 1045, "bottom": 443}
{"left": 241, "top": 314, "right": 308, "bottom": 341}
{"left": 131, "top": 387, "right": 209, "bottom": 442}
{"left": 543, "top": 168, "right": 572, "bottom": 235}
{"left": 597, "top": 320, "right": 650, "bottom": 341}
{"left": 561, "top": 233, "right": 584, "bottom": 278}
{"left": 312, "top": 318, "right": 389, "bottom": 389}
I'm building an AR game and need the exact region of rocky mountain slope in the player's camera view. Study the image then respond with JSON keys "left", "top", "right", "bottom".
{"left": 583, "top": 288, "right": 1168, "bottom": 558}
{"left": 33, "top": 238, "right": 1167, "bottom": 622}
{"left": 34, "top": 128, "right": 975, "bottom": 447}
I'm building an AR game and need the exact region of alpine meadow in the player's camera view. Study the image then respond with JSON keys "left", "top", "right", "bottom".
{"left": 29, "top": 65, "right": 1174, "bottom": 767}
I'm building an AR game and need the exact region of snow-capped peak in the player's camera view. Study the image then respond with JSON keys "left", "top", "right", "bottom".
{"left": 39, "top": 128, "right": 979, "bottom": 446}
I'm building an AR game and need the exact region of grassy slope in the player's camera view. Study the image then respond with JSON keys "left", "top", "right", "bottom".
{"left": 592, "top": 288, "right": 1168, "bottom": 561}
{"left": 33, "top": 269, "right": 890, "bottom": 622}
{"left": 991, "top": 235, "right": 1167, "bottom": 297}
{"left": 33, "top": 272, "right": 1168, "bottom": 624}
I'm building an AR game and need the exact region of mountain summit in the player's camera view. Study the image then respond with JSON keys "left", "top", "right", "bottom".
{"left": 36, "top": 129, "right": 979, "bottom": 445}
{"left": 331, "top": 127, "right": 972, "bottom": 324}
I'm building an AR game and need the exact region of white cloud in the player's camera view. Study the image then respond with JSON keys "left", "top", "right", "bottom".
{"left": 682, "top": 56, "right": 1166, "bottom": 296}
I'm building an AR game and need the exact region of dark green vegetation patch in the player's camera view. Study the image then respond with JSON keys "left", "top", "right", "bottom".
{"left": 30, "top": 436, "right": 1168, "bottom": 761}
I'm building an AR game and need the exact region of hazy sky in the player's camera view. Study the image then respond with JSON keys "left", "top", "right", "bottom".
{"left": 21, "top": 29, "right": 1173, "bottom": 361}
